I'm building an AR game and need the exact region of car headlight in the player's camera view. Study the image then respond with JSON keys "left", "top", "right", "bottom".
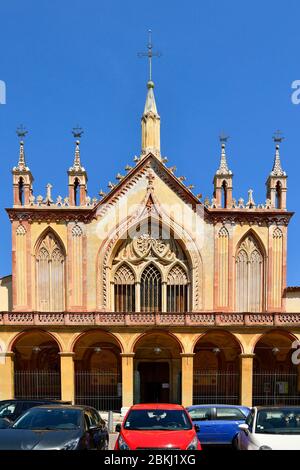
{"left": 259, "top": 445, "right": 272, "bottom": 450}
{"left": 118, "top": 434, "right": 130, "bottom": 450}
{"left": 187, "top": 436, "right": 199, "bottom": 450}
{"left": 62, "top": 438, "right": 80, "bottom": 450}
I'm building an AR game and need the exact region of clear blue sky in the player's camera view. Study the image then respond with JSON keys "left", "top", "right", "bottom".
{"left": 0, "top": 0, "right": 299, "bottom": 285}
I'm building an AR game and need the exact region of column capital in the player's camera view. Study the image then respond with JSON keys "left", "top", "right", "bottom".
{"left": 59, "top": 352, "right": 75, "bottom": 358}
{"left": 0, "top": 351, "right": 15, "bottom": 358}
{"left": 120, "top": 353, "right": 135, "bottom": 358}
{"left": 180, "top": 353, "right": 195, "bottom": 358}
{"left": 239, "top": 353, "right": 255, "bottom": 359}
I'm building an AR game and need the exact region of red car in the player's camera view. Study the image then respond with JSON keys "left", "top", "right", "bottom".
{"left": 114, "top": 403, "right": 201, "bottom": 450}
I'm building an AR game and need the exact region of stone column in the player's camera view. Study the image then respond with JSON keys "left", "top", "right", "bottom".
{"left": 121, "top": 353, "right": 135, "bottom": 410}
{"left": 239, "top": 354, "right": 255, "bottom": 408}
{"left": 0, "top": 352, "right": 15, "bottom": 401}
{"left": 135, "top": 282, "right": 141, "bottom": 312}
{"left": 181, "top": 353, "right": 194, "bottom": 407}
{"left": 162, "top": 282, "right": 167, "bottom": 312}
{"left": 59, "top": 352, "right": 75, "bottom": 404}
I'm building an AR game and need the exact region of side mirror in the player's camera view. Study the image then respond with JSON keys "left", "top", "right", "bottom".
{"left": 194, "top": 424, "right": 200, "bottom": 433}
{"left": 238, "top": 423, "right": 249, "bottom": 432}
{"left": 115, "top": 424, "right": 121, "bottom": 433}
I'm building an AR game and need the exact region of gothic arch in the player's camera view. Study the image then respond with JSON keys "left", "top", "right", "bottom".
{"left": 34, "top": 228, "right": 66, "bottom": 312}
{"left": 96, "top": 207, "right": 203, "bottom": 311}
{"left": 235, "top": 229, "right": 266, "bottom": 312}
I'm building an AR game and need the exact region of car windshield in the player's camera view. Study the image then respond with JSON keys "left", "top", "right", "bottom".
{"left": 12, "top": 408, "right": 81, "bottom": 430}
{"left": 124, "top": 409, "right": 192, "bottom": 431}
{"left": 255, "top": 408, "right": 300, "bottom": 434}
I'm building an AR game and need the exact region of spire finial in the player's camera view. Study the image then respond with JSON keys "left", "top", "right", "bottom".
{"left": 16, "top": 124, "right": 29, "bottom": 171}
{"left": 138, "top": 29, "right": 161, "bottom": 85}
{"left": 216, "top": 133, "right": 232, "bottom": 175}
{"left": 271, "top": 130, "right": 286, "bottom": 177}
{"left": 71, "top": 126, "right": 84, "bottom": 171}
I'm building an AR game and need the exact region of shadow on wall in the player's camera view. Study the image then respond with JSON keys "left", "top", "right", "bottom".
{"left": 0, "top": 275, "right": 12, "bottom": 311}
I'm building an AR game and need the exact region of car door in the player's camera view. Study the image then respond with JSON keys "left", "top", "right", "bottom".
{"left": 91, "top": 409, "right": 107, "bottom": 449}
{"left": 214, "top": 407, "right": 248, "bottom": 444}
{"left": 188, "top": 407, "right": 215, "bottom": 444}
{"left": 238, "top": 410, "right": 254, "bottom": 450}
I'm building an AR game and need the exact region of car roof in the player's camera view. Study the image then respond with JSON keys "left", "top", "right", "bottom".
{"left": 0, "top": 399, "right": 70, "bottom": 403}
{"left": 129, "top": 403, "right": 185, "bottom": 411}
{"left": 25, "top": 404, "right": 97, "bottom": 411}
{"left": 187, "top": 404, "right": 250, "bottom": 409}
{"left": 254, "top": 406, "right": 300, "bottom": 410}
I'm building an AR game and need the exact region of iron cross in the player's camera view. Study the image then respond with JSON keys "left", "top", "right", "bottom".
{"left": 138, "top": 29, "right": 161, "bottom": 82}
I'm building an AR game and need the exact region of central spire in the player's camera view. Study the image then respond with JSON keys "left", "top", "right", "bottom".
{"left": 139, "top": 30, "right": 161, "bottom": 159}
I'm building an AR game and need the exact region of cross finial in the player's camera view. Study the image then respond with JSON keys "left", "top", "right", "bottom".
{"left": 72, "top": 126, "right": 84, "bottom": 140}
{"left": 138, "top": 29, "right": 161, "bottom": 82}
{"left": 16, "top": 124, "right": 28, "bottom": 141}
{"left": 219, "top": 132, "right": 229, "bottom": 144}
{"left": 273, "top": 130, "right": 284, "bottom": 144}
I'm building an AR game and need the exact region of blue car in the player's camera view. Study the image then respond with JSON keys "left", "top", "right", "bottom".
{"left": 186, "top": 405, "right": 250, "bottom": 446}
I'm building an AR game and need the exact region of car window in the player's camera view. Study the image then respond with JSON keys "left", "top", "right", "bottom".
{"left": 13, "top": 408, "right": 81, "bottom": 430}
{"left": 0, "top": 403, "right": 17, "bottom": 418}
{"left": 84, "top": 410, "right": 97, "bottom": 429}
{"left": 188, "top": 408, "right": 212, "bottom": 421}
{"left": 246, "top": 410, "right": 255, "bottom": 431}
{"left": 124, "top": 409, "right": 192, "bottom": 431}
{"left": 215, "top": 407, "right": 246, "bottom": 421}
{"left": 90, "top": 409, "right": 101, "bottom": 427}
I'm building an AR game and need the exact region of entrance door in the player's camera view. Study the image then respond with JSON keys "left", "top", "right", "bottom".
{"left": 138, "top": 362, "right": 170, "bottom": 403}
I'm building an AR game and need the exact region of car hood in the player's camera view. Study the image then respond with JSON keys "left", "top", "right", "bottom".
{"left": 121, "top": 429, "right": 197, "bottom": 450}
{"left": 0, "top": 429, "right": 81, "bottom": 450}
{"left": 252, "top": 433, "right": 300, "bottom": 450}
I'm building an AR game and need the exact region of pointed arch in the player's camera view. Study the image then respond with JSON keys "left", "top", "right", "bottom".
{"left": 140, "top": 263, "right": 162, "bottom": 312}
{"left": 235, "top": 230, "right": 265, "bottom": 312}
{"left": 167, "top": 264, "right": 188, "bottom": 312}
{"left": 114, "top": 263, "right": 135, "bottom": 312}
{"left": 35, "top": 228, "right": 66, "bottom": 311}
{"left": 96, "top": 199, "right": 203, "bottom": 311}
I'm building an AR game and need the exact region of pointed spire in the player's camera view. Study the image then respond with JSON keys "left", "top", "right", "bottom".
{"left": 70, "top": 126, "right": 85, "bottom": 172}
{"left": 270, "top": 130, "right": 286, "bottom": 177}
{"left": 14, "top": 125, "right": 29, "bottom": 171}
{"left": 141, "top": 81, "right": 161, "bottom": 159}
{"left": 144, "top": 81, "right": 158, "bottom": 115}
{"left": 216, "top": 134, "right": 232, "bottom": 175}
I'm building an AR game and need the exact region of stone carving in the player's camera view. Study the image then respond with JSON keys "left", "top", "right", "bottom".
{"left": 114, "top": 233, "right": 187, "bottom": 266}
{"left": 16, "top": 224, "right": 26, "bottom": 235}
{"left": 72, "top": 224, "right": 83, "bottom": 237}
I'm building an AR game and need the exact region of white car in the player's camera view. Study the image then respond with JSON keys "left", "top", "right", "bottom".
{"left": 235, "top": 406, "right": 300, "bottom": 450}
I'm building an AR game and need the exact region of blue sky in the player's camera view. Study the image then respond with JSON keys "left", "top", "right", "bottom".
{"left": 0, "top": 0, "right": 299, "bottom": 285}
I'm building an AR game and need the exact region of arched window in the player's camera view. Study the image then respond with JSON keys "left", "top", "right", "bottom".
{"left": 275, "top": 181, "right": 282, "bottom": 209}
{"left": 18, "top": 177, "right": 24, "bottom": 205}
{"left": 36, "top": 232, "right": 65, "bottom": 311}
{"left": 235, "top": 234, "right": 264, "bottom": 312}
{"left": 167, "top": 265, "right": 188, "bottom": 312}
{"left": 74, "top": 178, "right": 80, "bottom": 206}
{"left": 141, "top": 264, "right": 162, "bottom": 313}
{"left": 221, "top": 180, "right": 227, "bottom": 208}
{"left": 114, "top": 264, "right": 135, "bottom": 312}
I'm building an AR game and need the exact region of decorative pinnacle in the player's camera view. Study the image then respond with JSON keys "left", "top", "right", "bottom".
{"left": 71, "top": 126, "right": 85, "bottom": 172}
{"left": 216, "top": 133, "right": 232, "bottom": 176}
{"left": 15, "top": 125, "right": 29, "bottom": 171}
{"left": 138, "top": 29, "right": 161, "bottom": 83}
{"left": 271, "top": 130, "right": 286, "bottom": 177}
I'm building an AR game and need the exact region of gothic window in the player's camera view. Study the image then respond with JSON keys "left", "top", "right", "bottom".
{"left": 18, "top": 177, "right": 24, "bottom": 205}
{"left": 167, "top": 265, "right": 188, "bottom": 312}
{"left": 235, "top": 234, "right": 264, "bottom": 312}
{"left": 114, "top": 264, "right": 135, "bottom": 312}
{"left": 275, "top": 181, "right": 282, "bottom": 209}
{"left": 74, "top": 178, "right": 80, "bottom": 206}
{"left": 141, "top": 264, "right": 162, "bottom": 313}
{"left": 36, "top": 232, "right": 65, "bottom": 311}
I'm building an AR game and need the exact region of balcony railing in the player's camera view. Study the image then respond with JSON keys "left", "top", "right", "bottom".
{"left": 0, "top": 311, "right": 300, "bottom": 326}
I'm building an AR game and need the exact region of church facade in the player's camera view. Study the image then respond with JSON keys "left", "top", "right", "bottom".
{"left": 0, "top": 79, "right": 300, "bottom": 411}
